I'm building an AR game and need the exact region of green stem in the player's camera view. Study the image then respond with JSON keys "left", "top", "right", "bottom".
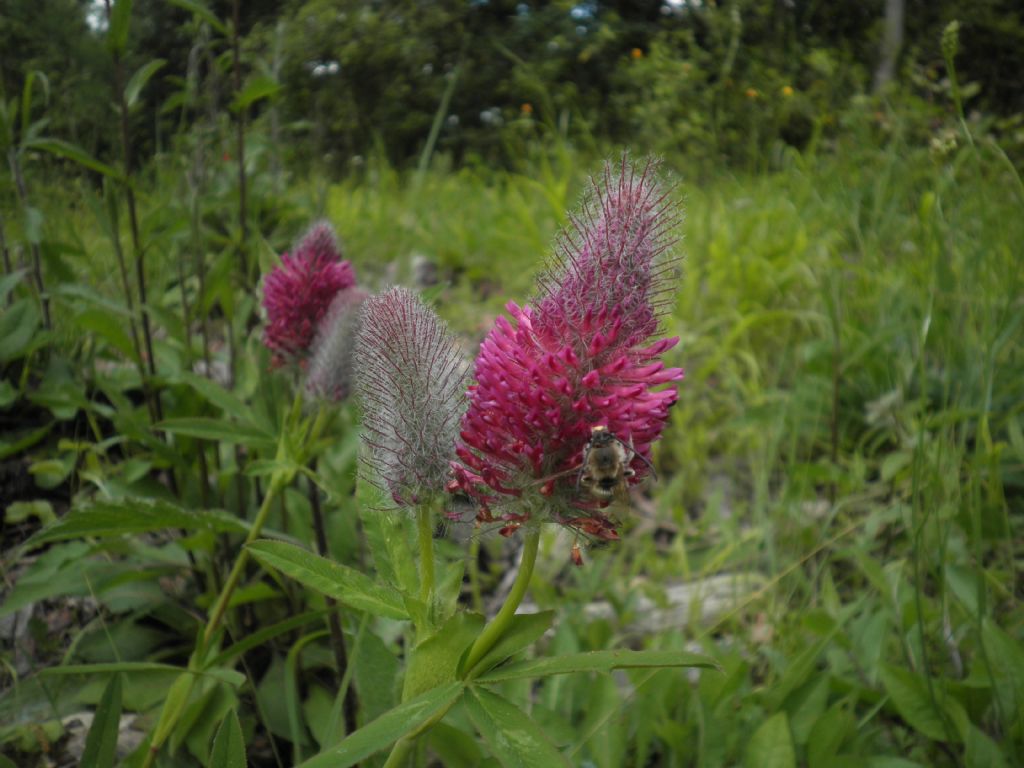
{"left": 202, "top": 472, "right": 287, "bottom": 647}
{"left": 417, "top": 505, "right": 436, "bottom": 607}
{"left": 381, "top": 528, "right": 541, "bottom": 767}
{"left": 462, "top": 528, "right": 540, "bottom": 674}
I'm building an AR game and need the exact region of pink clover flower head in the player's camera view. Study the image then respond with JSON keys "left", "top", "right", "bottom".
{"left": 261, "top": 221, "right": 356, "bottom": 367}
{"left": 355, "top": 287, "right": 467, "bottom": 509}
{"left": 305, "top": 287, "right": 370, "bottom": 402}
{"left": 451, "top": 155, "right": 683, "bottom": 538}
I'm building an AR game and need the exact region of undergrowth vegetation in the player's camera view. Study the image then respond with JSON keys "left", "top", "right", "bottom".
{"left": 1, "top": 4, "right": 1022, "bottom": 768}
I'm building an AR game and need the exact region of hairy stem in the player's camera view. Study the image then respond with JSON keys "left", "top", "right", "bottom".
{"left": 417, "top": 505, "right": 436, "bottom": 608}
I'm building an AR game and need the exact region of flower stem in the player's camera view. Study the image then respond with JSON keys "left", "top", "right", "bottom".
{"left": 202, "top": 472, "right": 287, "bottom": 647}
{"left": 462, "top": 527, "right": 540, "bottom": 674}
{"left": 417, "top": 505, "right": 435, "bottom": 607}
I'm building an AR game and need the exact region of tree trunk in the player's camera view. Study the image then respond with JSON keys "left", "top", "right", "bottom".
{"left": 874, "top": 0, "right": 905, "bottom": 92}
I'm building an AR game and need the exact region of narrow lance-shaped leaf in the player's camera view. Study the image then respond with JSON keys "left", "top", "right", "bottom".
{"left": 24, "top": 498, "right": 249, "bottom": 549}
{"left": 209, "top": 709, "right": 247, "bottom": 768}
{"left": 231, "top": 75, "right": 282, "bottom": 112}
{"left": 296, "top": 681, "right": 464, "bottom": 768}
{"left": 125, "top": 59, "right": 166, "bottom": 110}
{"left": 107, "top": 0, "right": 133, "bottom": 54}
{"left": 464, "top": 686, "right": 571, "bottom": 768}
{"left": 247, "top": 540, "right": 408, "bottom": 620}
{"left": 81, "top": 674, "right": 122, "bottom": 768}
{"left": 23, "top": 138, "right": 121, "bottom": 179}
{"left": 476, "top": 648, "right": 718, "bottom": 683}
{"left": 166, "top": 0, "right": 229, "bottom": 36}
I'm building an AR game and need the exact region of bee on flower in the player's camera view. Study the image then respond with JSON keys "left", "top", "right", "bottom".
{"left": 450, "top": 155, "right": 684, "bottom": 561}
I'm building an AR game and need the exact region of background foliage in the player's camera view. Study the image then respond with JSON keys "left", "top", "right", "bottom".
{"left": 1, "top": 0, "right": 1022, "bottom": 766}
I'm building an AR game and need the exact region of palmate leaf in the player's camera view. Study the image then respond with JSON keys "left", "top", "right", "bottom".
{"left": 476, "top": 648, "right": 718, "bottom": 683}
{"left": 297, "top": 681, "right": 465, "bottom": 768}
{"left": 24, "top": 498, "right": 249, "bottom": 549}
{"left": 247, "top": 540, "right": 408, "bottom": 620}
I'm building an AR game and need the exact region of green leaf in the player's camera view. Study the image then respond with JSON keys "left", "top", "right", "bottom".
{"left": 107, "top": 0, "right": 132, "bottom": 54}
{"left": 463, "top": 686, "right": 571, "bottom": 768}
{"left": 209, "top": 709, "right": 247, "bottom": 768}
{"left": 427, "top": 722, "right": 483, "bottom": 768}
{"left": 963, "top": 722, "right": 1009, "bottom": 768}
{"left": 807, "top": 704, "right": 855, "bottom": 768}
{"left": 81, "top": 674, "right": 122, "bottom": 768}
{"left": 767, "top": 632, "right": 835, "bottom": 709}
{"left": 4, "top": 500, "right": 56, "bottom": 526}
{"left": 0, "top": 378, "right": 16, "bottom": 407}
{"left": 981, "top": 617, "right": 1024, "bottom": 717}
{"left": 231, "top": 75, "right": 282, "bottom": 112}
{"left": 744, "top": 712, "right": 795, "bottom": 768}
{"left": 166, "top": 0, "right": 228, "bottom": 35}
{"left": 297, "top": 681, "right": 464, "bottom": 768}
{"left": 152, "top": 673, "right": 196, "bottom": 750}
{"left": 24, "top": 138, "right": 121, "bottom": 178}
{"left": 176, "top": 371, "right": 252, "bottom": 422}
{"left": 247, "top": 540, "right": 408, "bottom": 620}
{"left": 125, "top": 59, "right": 166, "bottom": 110}
{"left": 20, "top": 70, "right": 50, "bottom": 140}
{"left": 476, "top": 649, "right": 718, "bottom": 683}
{"left": 209, "top": 611, "right": 327, "bottom": 668}
{"left": 464, "top": 611, "right": 555, "bottom": 678}
{"left": 156, "top": 417, "right": 276, "bottom": 449}
{"left": 0, "top": 298, "right": 40, "bottom": 363}
{"left": 878, "top": 664, "right": 958, "bottom": 742}
{"left": 404, "top": 613, "right": 485, "bottom": 700}
{"left": 75, "top": 307, "right": 137, "bottom": 359}
{"left": 0, "top": 269, "right": 27, "bottom": 304}
{"left": 25, "top": 498, "right": 249, "bottom": 549}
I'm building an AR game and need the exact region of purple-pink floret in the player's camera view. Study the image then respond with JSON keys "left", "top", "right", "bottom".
{"left": 262, "top": 222, "right": 356, "bottom": 367}
{"left": 451, "top": 156, "right": 683, "bottom": 537}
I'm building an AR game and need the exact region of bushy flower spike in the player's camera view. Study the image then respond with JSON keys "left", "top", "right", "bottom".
{"left": 262, "top": 221, "right": 357, "bottom": 366}
{"left": 356, "top": 287, "right": 467, "bottom": 508}
{"left": 305, "top": 288, "right": 370, "bottom": 402}
{"left": 534, "top": 154, "right": 681, "bottom": 347}
{"left": 452, "top": 155, "right": 683, "bottom": 538}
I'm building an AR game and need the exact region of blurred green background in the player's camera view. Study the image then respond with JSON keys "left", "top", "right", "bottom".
{"left": 1, "top": 1, "right": 1022, "bottom": 767}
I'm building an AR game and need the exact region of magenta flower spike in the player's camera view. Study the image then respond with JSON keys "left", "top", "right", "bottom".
{"left": 261, "top": 221, "right": 357, "bottom": 367}
{"left": 355, "top": 287, "right": 467, "bottom": 508}
{"left": 451, "top": 156, "right": 683, "bottom": 540}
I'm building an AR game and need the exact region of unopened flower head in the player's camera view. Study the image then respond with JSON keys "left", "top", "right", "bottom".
{"left": 261, "top": 221, "right": 356, "bottom": 367}
{"left": 452, "top": 155, "right": 683, "bottom": 539}
{"left": 305, "top": 287, "right": 370, "bottom": 402}
{"left": 355, "top": 287, "right": 467, "bottom": 509}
